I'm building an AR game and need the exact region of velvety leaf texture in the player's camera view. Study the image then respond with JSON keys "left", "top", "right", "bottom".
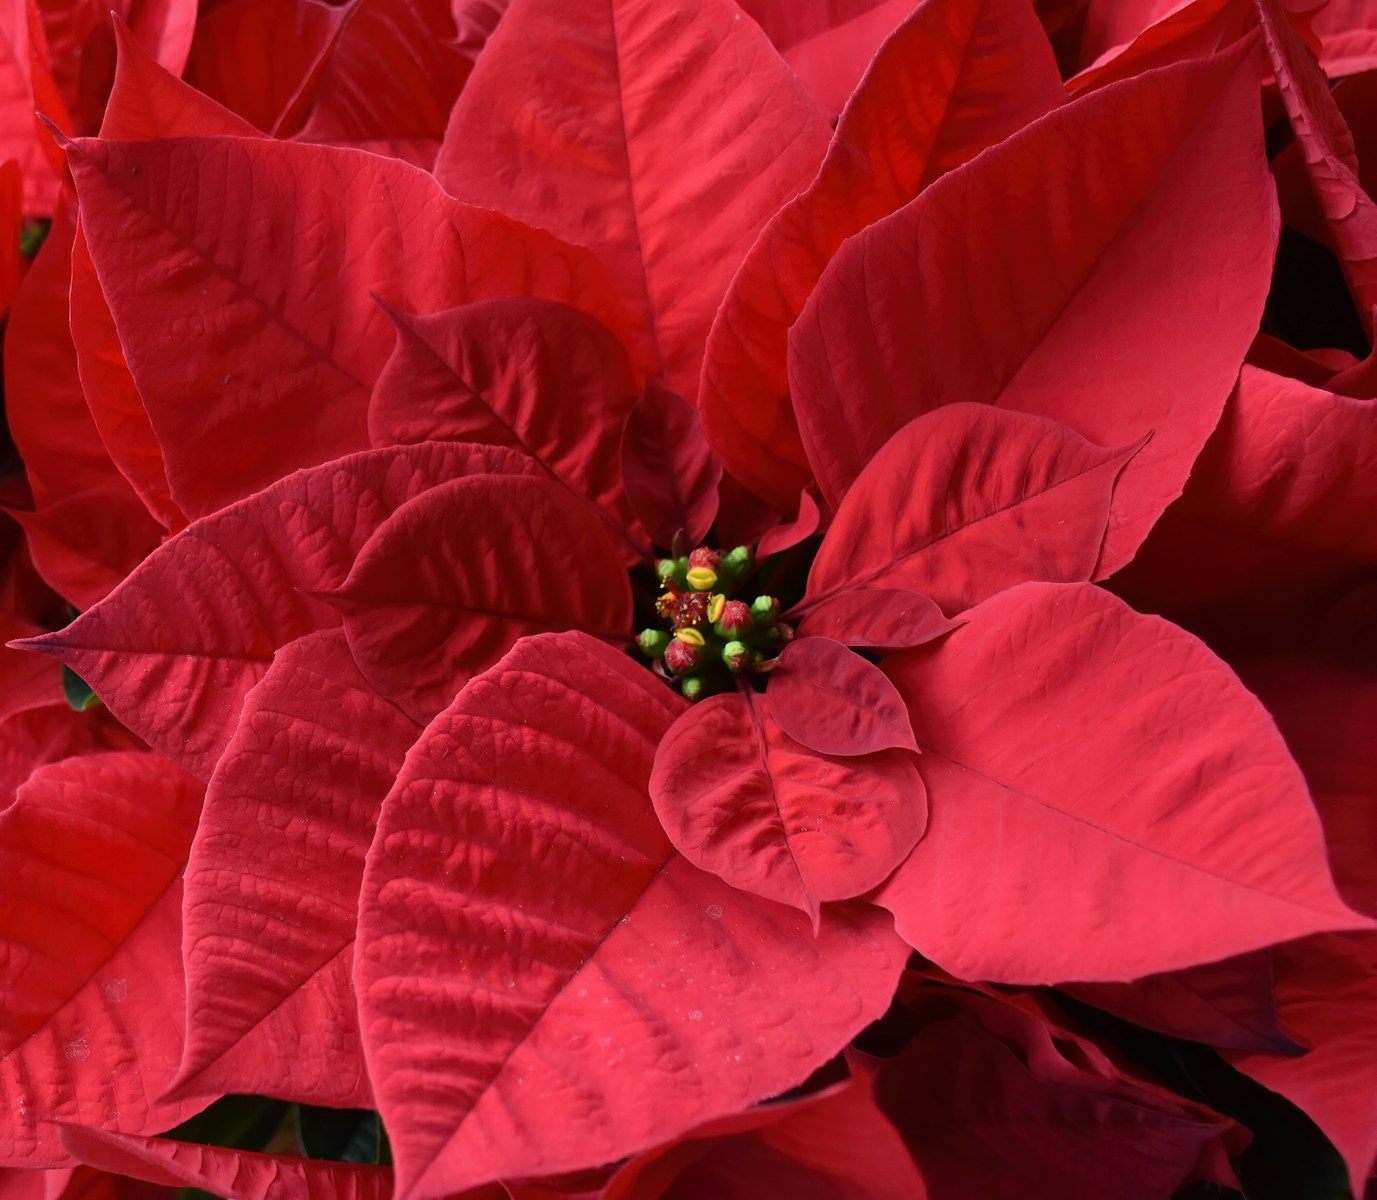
{"left": 878, "top": 583, "right": 1369, "bottom": 983}
{"left": 793, "top": 589, "right": 960, "bottom": 650}
{"left": 768, "top": 637, "right": 918, "bottom": 757}
{"left": 700, "top": 0, "right": 1065, "bottom": 511}
{"left": 368, "top": 299, "right": 648, "bottom": 562}
{"left": 0, "top": 754, "right": 208, "bottom": 1166}
{"left": 14, "top": 443, "right": 534, "bottom": 778}
{"left": 435, "top": 0, "right": 832, "bottom": 398}
{"left": 789, "top": 37, "right": 1276, "bottom": 572}
{"left": 332, "top": 474, "right": 634, "bottom": 723}
{"left": 650, "top": 689, "right": 925, "bottom": 921}
{"left": 69, "top": 134, "right": 627, "bottom": 516}
{"left": 802, "top": 404, "right": 1138, "bottom": 616}
{"left": 175, "top": 628, "right": 418, "bottom": 1106}
{"left": 356, "top": 632, "right": 909, "bottom": 1198}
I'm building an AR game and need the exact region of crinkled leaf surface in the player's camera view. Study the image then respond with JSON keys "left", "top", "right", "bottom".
{"left": 789, "top": 38, "right": 1276, "bottom": 572}
{"left": 434, "top": 0, "right": 831, "bottom": 399}
{"left": 356, "top": 632, "right": 909, "bottom": 1198}
{"left": 650, "top": 688, "right": 925, "bottom": 921}
{"left": 332, "top": 474, "right": 633, "bottom": 723}
{"left": 700, "top": 0, "right": 1064, "bottom": 511}
{"left": 619, "top": 382, "right": 720, "bottom": 550}
{"left": 768, "top": 637, "right": 917, "bottom": 757}
{"left": 14, "top": 443, "right": 533, "bottom": 778}
{"left": 368, "top": 299, "right": 647, "bottom": 561}
{"left": 793, "top": 589, "right": 959, "bottom": 651}
{"left": 802, "top": 405, "right": 1138, "bottom": 617}
{"left": 58, "top": 1127, "right": 392, "bottom": 1200}
{"left": 69, "top": 134, "right": 626, "bottom": 516}
{"left": 0, "top": 753, "right": 208, "bottom": 1166}
{"left": 877, "top": 582, "right": 1368, "bottom": 983}
{"left": 175, "top": 628, "right": 418, "bottom": 1106}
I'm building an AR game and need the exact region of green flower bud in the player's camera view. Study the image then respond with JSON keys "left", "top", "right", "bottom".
{"left": 722, "top": 641, "right": 756, "bottom": 673}
{"left": 681, "top": 675, "right": 706, "bottom": 701}
{"left": 637, "top": 629, "right": 670, "bottom": 659}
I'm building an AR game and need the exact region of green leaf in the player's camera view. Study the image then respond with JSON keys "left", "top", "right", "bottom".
{"left": 62, "top": 666, "right": 102, "bottom": 712}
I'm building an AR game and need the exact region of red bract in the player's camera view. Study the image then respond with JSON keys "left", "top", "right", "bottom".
{"left": 2, "top": 0, "right": 1375, "bottom": 1194}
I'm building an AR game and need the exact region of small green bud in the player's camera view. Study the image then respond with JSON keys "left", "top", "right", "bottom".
{"left": 720, "top": 545, "right": 754, "bottom": 581}
{"left": 721, "top": 641, "right": 755, "bottom": 673}
{"left": 656, "top": 559, "right": 678, "bottom": 585}
{"left": 637, "top": 629, "right": 670, "bottom": 659}
{"left": 681, "top": 675, "right": 706, "bottom": 701}
{"left": 750, "top": 595, "right": 780, "bottom": 622}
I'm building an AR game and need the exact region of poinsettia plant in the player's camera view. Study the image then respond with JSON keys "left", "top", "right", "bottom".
{"left": 0, "top": 0, "right": 1375, "bottom": 1197}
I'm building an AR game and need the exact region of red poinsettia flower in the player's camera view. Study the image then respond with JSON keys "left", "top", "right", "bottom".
{"left": 3, "top": 0, "right": 1377, "bottom": 1195}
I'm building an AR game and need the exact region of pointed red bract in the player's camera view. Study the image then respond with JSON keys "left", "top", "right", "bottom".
{"left": 102, "top": 17, "right": 260, "bottom": 140}
{"left": 356, "top": 632, "right": 908, "bottom": 1198}
{"left": 650, "top": 689, "right": 925, "bottom": 920}
{"left": 175, "top": 628, "right": 418, "bottom": 1106}
{"left": 368, "top": 299, "right": 648, "bottom": 560}
{"left": 803, "top": 405, "right": 1137, "bottom": 617}
{"left": 14, "top": 443, "right": 534, "bottom": 778}
{"left": 58, "top": 1127, "right": 393, "bottom": 1200}
{"left": 700, "top": 0, "right": 1064, "bottom": 511}
{"left": 878, "top": 583, "right": 1368, "bottom": 983}
{"left": 794, "top": 589, "right": 960, "bottom": 651}
{"left": 70, "top": 134, "right": 627, "bottom": 516}
{"left": 333, "top": 475, "right": 633, "bottom": 722}
{"left": 619, "top": 383, "right": 721, "bottom": 550}
{"left": 789, "top": 38, "right": 1275, "bottom": 572}
{"left": 769, "top": 637, "right": 917, "bottom": 756}
{"left": 0, "top": 753, "right": 208, "bottom": 1166}
{"left": 434, "top": 0, "right": 831, "bottom": 399}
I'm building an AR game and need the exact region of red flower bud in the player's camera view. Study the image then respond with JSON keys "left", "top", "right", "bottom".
{"left": 715, "top": 599, "right": 753, "bottom": 637}
{"left": 664, "top": 639, "right": 702, "bottom": 675}
{"left": 687, "top": 546, "right": 721, "bottom": 573}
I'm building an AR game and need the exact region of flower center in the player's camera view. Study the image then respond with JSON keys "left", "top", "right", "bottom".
{"left": 635, "top": 544, "right": 795, "bottom": 701}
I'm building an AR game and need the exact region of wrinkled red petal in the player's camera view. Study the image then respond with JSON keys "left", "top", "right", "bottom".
{"left": 650, "top": 688, "right": 924, "bottom": 921}
{"left": 789, "top": 38, "right": 1275, "bottom": 572}
{"left": 435, "top": 0, "right": 831, "bottom": 399}
{"left": 356, "top": 632, "right": 908, "bottom": 1198}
